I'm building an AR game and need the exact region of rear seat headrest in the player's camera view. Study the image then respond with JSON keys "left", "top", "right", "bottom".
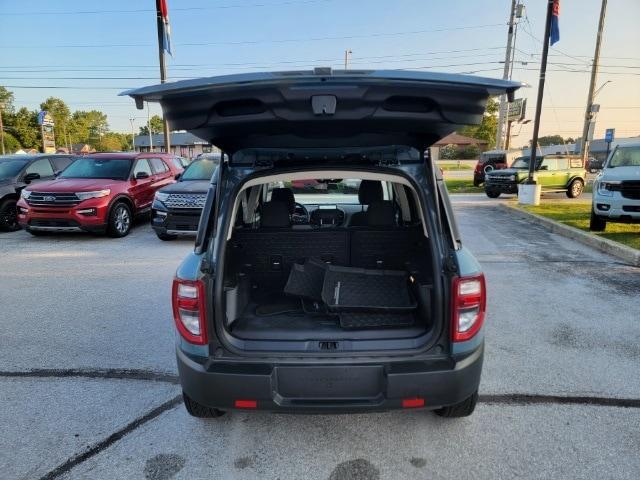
{"left": 358, "top": 180, "right": 384, "bottom": 205}
{"left": 271, "top": 188, "right": 295, "bottom": 214}
{"left": 261, "top": 201, "right": 291, "bottom": 228}
{"left": 367, "top": 201, "right": 396, "bottom": 227}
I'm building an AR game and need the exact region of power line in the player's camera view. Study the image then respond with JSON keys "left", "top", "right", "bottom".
{"left": 0, "top": 0, "right": 335, "bottom": 16}
{"left": 0, "top": 23, "right": 505, "bottom": 49}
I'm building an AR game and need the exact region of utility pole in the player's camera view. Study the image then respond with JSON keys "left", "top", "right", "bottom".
{"left": 129, "top": 117, "right": 136, "bottom": 151}
{"left": 344, "top": 49, "right": 352, "bottom": 70}
{"left": 579, "top": 0, "right": 608, "bottom": 164}
{"left": 495, "top": 0, "right": 518, "bottom": 151}
{"left": 155, "top": 0, "right": 171, "bottom": 153}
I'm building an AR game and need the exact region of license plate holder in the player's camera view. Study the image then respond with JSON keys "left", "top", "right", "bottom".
{"left": 275, "top": 365, "right": 383, "bottom": 399}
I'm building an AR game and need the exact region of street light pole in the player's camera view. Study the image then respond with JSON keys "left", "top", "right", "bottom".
{"left": 579, "top": 0, "right": 608, "bottom": 164}
{"left": 0, "top": 103, "right": 5, "bottom": 155}
{"left": 344, "top": 49, "right": 352, "bottom": 70}
{"left": 129, "top": 117, "right": 136, "bottom": 151}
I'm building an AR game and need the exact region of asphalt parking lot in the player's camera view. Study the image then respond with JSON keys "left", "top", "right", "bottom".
{"left": 1, "top": 202, "right": 639, "bottom": 480}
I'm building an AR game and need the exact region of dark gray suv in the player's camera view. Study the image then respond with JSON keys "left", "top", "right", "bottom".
{"left": 125, "top": 69, "right": 520, "bottom": 418}
{"left": 0, "top": 154, "right": 77, "bottom": 231}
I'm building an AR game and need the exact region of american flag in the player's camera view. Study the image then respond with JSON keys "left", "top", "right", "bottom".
{"left": 550, "top": 0, "right": 560, "bottom": 46}
{"left": 158, "top": 0, "right": 172, "bottom": 56}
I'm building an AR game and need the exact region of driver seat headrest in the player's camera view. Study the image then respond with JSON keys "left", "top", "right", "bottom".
{"left": 271, "top": 188, "right": 295, "bottom": 214}
{"left": 358, "top": 180, "right": 384, "bottom": 205}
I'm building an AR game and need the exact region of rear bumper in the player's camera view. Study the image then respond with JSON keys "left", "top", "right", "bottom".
{"left": 177, "top": 344, "right": 483, "bottom": 413}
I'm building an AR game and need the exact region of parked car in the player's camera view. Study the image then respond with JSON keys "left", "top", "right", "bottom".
{"left": 152, "top": 156, "right": 219, "bottom": 240}
{"left": 590, "top": 142, "right": 640, "bottom": 231}
{"left": 0, "top": 154, "right": 78, "bottom": 231}
{"left": 472, "top": 150, "right": 520, "bottom": 186}
{"left": 125, "top": 69, "right": 521, "bottom": 418}
{"left": 484, "top": 155, "right": 586, "bottom": 198}
{"left": 16, "top": 152, "right": 183, "bottom": 237}
{"left": 585, "top": 155, "right": 604, "bottom": 173}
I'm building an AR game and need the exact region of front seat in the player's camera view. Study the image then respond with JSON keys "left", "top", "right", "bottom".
{"left": 270, "top": 188, "right": 295, "bottom": 215}
{"left": 349, "top": 180, "right": 384, "bottom": 226}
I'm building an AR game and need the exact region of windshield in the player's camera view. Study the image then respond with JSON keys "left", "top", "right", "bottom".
{"left": 607, "top": 146, "right": 640, "bottom": 168}
{"left": 511, "top": 156, "right": 541, "bottom": 169}
{"left": 59, "top": 158, "right": 132, "bottom": 180}
{"left": 181, "top": 158, "right": 218, "bottom": 180}
{"left": 0, "top": 159, "right": 27, "bottom": 179}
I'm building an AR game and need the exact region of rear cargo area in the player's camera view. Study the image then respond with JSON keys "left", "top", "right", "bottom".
{"left": 222, "top": 225, "right": 435, "bottom": 342}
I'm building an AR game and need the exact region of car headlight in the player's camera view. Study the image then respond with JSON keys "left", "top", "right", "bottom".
{"left": 75, "top": 189, "right": 111, "bottom": 201}
{"left": 155, "top": 192, "right": 170, "bottom": 202}
{"left": 21, "top": 189, "right": 31, "bottom": 199}
{"left": 509, "top": 175, "right": 516, "bottom": 181}
{"left": 596, "top": 181, "right": 619, "bottom": 197}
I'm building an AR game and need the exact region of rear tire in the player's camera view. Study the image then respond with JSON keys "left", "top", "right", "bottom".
{"left": 182, "top": 391, "right": 226, "bottom": 418}
{"left": 434, "top": 391, "right": 478, "bottom": 418}
{"left": 566, "top": 179, "right": 584, "bottom": 198}
{"left": 485, "top": 189, "right": 501, "bottom": 199}
{"left": 107, "top": 202, "right": 132, "bottom": 238}
{"left": 156, "top": 231, "right": 177, "bottom": 241}
{"left": 0, "top": 198, "right": 20, "bottom": 232}
{"left": 589, "top": 209, "right": 607, "bottom": 231}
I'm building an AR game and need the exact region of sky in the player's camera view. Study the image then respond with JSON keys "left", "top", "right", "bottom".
{"left": 1, "top": 0, "right": 639, "bottom": 147}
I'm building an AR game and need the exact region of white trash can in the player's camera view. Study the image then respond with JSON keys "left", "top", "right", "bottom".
{"left": 518, "top": 183, "right": 541, "bottom": 205}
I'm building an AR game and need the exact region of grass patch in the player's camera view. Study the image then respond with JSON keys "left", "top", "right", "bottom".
{"left": 520, "top": 202, "right": 640, "bottom": 250}
{"left": 444, "top": 179, "right": 483, "bottom": 194}
{"left": 438, "top": 163, "right": 473, "bottom": 171}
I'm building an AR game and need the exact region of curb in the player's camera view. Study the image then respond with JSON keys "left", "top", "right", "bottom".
{"left": 498, "top": 203, "right": 640, "bottom": 267}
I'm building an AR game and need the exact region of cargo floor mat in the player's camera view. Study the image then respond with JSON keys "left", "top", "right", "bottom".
{"left": 255, "top": 297, "right": 303, "bottom": 316}
{"left": 322, "top": 265, "right": 416, "bottom": 312}
{"left": 284, "top": 258, "right": 327, "bottom": 301}
{"left": 339, "top": 312, "right": 415, "bottom": 329}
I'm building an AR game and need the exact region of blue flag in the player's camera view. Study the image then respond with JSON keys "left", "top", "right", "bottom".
{"left": 550, "top": 0, "right": 560, "bottom": 45}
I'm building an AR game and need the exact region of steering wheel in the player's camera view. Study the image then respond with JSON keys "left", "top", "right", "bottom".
{"left": 291, "top": 202, "right": 310, "bottom": 224}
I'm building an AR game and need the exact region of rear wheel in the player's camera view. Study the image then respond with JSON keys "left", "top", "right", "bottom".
{"left": 589, "top": 209, "right": 607, "bottom": 231}
{"left": 566, "top": 179, "right": 584, "bottom": 198}
{"left": 0, "top": 198, "right": 20, "bottom": 231}
{"left": 107, "top": 202, "right": 132, "bottom": 238}
{"left": 485, "top": 189, "right": 501, "bottom": 199}
{"left": 182, "top": 391, "right": 226, "bottom": 418}
{"left": 434, "top": 391, "right": 478, "bottom": 418}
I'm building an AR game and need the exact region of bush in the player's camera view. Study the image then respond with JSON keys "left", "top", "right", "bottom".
{"left": 439, "top": 144, "right": 480, "bottom": 160}
{"left": 1, "top": 131, "right": 22, "bottom": 153}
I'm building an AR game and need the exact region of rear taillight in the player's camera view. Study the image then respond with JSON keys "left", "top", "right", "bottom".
{"left": 451, "top": 274, "right": 486, "bottom": 342}
{"left": 172, "top": 278, "right": 207, "bottom": 345}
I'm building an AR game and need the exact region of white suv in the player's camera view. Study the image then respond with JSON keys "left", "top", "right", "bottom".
{"left": 591, "top": 141, "right": 640, "bottom": 231}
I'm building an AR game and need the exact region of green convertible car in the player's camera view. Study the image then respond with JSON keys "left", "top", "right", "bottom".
{"left": 484, "top": 155, "right": 587, "bottom": 199}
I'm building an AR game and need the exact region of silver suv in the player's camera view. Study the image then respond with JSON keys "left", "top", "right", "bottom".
{"left": 591, "top": 141, "right": 640, "bottom": 231}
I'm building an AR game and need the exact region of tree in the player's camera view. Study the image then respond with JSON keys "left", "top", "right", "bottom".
{"left": 69, "top": 110, "right": 108, "bottom": 147}
{"left": 139, "top": 115, "right": 163, "bottom": 136}
{"left": 8, "top": 107, "right": 40, "bottom": 150}
{"left": 40, "top": 97, "right": 71, "bottom": 146}
{"left": 537, "top": 135, "right": 565, "bottom": 146}
{"left": 98, "top": 132, "right": 130, "bottom": 152}
{"left": 0, "top": 86, "right": 15, "bottom": 113}
{"left": 1, "top": 131, "right": 21, "bottom": 153}
{"left": 459, "top": 97, "right": 499, "bottom": 149}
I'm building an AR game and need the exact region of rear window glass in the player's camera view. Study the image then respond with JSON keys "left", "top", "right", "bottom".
{"left": 149, "top": 158, "right": 169, "bottom": 173}
{"left": 61, "top": 158, "right": 132, "bottom": 180}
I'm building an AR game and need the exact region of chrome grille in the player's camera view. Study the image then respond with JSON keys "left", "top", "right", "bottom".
{"left": 164, "top": 193, "right": 207, "bottom": 209}
{"left": 485, "top": 175, "right": 512, "bottom": 184}
{"left": 26, "top": 192, "right": 81, "bottom": 207}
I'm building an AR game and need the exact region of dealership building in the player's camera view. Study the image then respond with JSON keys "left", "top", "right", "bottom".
{"left": 133, "top": 132, "right": 217, "bottom": 158}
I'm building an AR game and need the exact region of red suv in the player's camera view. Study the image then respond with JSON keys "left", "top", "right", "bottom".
{"left": 17, "top": 152, "right": 183, "bottom": 237}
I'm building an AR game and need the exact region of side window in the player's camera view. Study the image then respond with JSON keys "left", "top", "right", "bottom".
{"left": 149, "top": 158, "right": 169, "bottom": 174}
{"left": 555, "top": 158, "right": 568, "bottom": 170}
{"left": 133, "top": 159, "right": 153, "bottom": 177}
{"left": 25, "top": 158, "right": 55, "bottom": 177}
{"left": 540, "top": 158, "right": 557, "bottom": 171}
{"left": 49, "top": 156, "right": 74, "bottom": 173}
